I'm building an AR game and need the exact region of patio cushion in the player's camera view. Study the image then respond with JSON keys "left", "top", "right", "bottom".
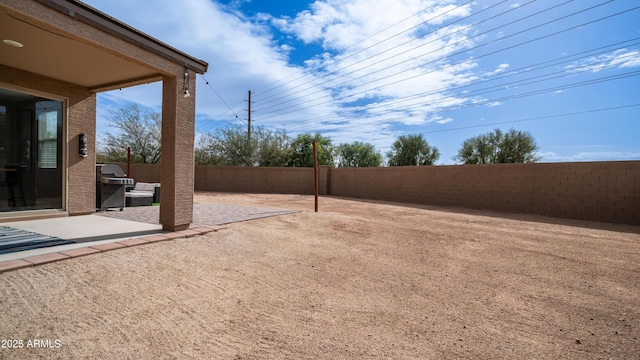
{"left": 126, "top": 192, "right": 153, "bottom": 198}
{"left": 134, "top": 182, "right": 156, "bottom": 191}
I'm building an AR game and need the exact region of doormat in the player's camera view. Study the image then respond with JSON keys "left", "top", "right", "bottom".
{"left": 0, "top": 226, "right": 74, "bottom": 255}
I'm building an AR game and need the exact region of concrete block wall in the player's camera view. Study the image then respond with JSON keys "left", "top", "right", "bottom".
{"left": 329, "top": 164, "right": 535, "bottom": 213}
{"left": 121, "top": 161, "right": 640, "bottom": 225}
{"left": 530, "top": 161, "right": 639, "bottom": 224}
{"left": 330, "top": 161, "right": 639, "bottom": 225}
{"left": 122, "top": 164, "right": 332, "bottom": 195}
{"left": 193, "top": 166, "right": 331, "bottom": 195}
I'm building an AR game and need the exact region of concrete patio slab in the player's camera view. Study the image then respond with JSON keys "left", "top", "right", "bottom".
{"left": 1, "top": 215, "right": 162, "bottom": 243}
{"left": 0, "top": 201, "right": 296, "bottom": 272}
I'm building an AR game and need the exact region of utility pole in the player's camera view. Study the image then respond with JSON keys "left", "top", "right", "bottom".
{"left": 247, "top": 90, "right": 251, "bottom": 146}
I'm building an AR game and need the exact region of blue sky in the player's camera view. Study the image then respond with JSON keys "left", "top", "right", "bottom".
{"left": 84, "top": 0, "right": 640, "bottom": 164}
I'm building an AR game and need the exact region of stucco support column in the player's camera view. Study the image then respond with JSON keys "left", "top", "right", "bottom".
{"left": 160, "top": 72, "right": 195, "bottom": 231}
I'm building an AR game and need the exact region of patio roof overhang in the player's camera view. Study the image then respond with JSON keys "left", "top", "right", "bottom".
{"left": 0, "top": 0, "right": 209, "bottom": 231}
{"left": 0, "top": 0, "right": 208, "bottom": 91}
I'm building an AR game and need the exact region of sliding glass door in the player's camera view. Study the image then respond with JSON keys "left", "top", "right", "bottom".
{"left": 0, "top": 88, "right": 63, "bottom": 212}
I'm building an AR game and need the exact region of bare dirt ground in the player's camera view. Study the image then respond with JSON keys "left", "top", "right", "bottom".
{"left": 1, "top": 193, "right": 639, "bottom": 359}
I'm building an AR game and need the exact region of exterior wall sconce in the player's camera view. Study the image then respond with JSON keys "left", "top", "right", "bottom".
{"left": 79, "top": 133, "right": 88, "bottom": 157}
{"left": 183, "top": 65, "right": 190, "bottom": 98}
{"left": 3, "top": 39, "right": 23, "bottom": 48}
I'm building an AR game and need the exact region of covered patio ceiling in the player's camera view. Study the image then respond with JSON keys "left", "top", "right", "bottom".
{"left": 0, "top": 0, "right": 207, "bottom": 91}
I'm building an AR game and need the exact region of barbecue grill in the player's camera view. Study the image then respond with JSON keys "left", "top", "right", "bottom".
{"left": 96, "top": 164, "right": 134, "bottom": 211}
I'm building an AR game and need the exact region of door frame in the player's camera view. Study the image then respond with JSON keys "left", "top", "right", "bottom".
{"left": 0, "top": 83, "right": 68, "bottom": 221}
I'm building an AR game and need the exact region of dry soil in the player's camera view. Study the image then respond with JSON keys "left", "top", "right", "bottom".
{"left": 0, "top": 193, "right": 638, "bottom": 359}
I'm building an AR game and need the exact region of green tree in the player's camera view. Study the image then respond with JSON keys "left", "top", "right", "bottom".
{"left": 454, "top": 128, "right": 539, "bottom": 164}
{"left": 386, "top": 134, "right": 439, "bottom": 166}
{"left": 195, "top": 125, "right": 292, "bottom": 166}
{"left": 96, "top": 147, "right": 127, "bottom": 164}
{"left": 255, "top": 128, "right": 293, "bottom": 166}
{"left": 290, "top": 133, "right": 334, "bottom": 167}
{"left": 336, "top": 141, "right": 382, "bottom": 167}
{"left": 99, "top": 103, "right": 161, "bottom": 164}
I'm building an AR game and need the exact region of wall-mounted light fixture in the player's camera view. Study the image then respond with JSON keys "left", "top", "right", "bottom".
{"left": 79, "top": 133, "right": 88, "bottom": 158}
{"left": 3, "top": 39, "right": 23, "bottom": 48}
{"left": 183, "top": 65, "right": 190, "bottom": 98}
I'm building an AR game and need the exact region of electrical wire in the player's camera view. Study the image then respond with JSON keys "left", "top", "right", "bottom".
{"left": 193, "top": 1, "right": 639, "bottom": 149}
{"left": 275, "top": 48, "right": 640, "bottom": 132}
{"left": 307, "top": 41, "right": 640, "bottom": 128}
{"left": 254, "top": 4, "right": 637, "bottom": 123}
{"left": 254, "top": 0, "right": 519, "bottom": 105}
{"left": 282, "top": 69, "right": 640, "bottom": 133}
{"left": 254, "top": 0, "right": 518, "bottom": 106}
{"left": 253, "top": 0, "right": 469, "bottom": 97}
{"left": 254, "top": 1, "right": 617, "bottom": 118}
{"left": 368, "top": 103, "right": 640, "bottom": 140}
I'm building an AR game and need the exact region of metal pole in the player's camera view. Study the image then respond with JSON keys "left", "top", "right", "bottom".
{"left": 313, "top": 139, "right": 318, "bottom": 212}
{"left": 247, "top": 90, "right": 251, "bottom": 146}
{"left": 127, "top": 146, "right": 131, "bottom": 177}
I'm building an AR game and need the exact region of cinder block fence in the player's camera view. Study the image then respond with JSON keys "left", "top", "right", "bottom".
{"left": 119, "top": 161, "right": 640, "bottom": 225}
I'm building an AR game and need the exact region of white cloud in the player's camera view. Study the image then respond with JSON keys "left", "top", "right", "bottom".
{"left": 613, "top": 50, "right": 640, "bottom": 68}
{"left": 257, "top": 0, "right": 486, "bottom": 133}
{"left": 279, "top": 44, "right": 295, "bottom": 55}
{"left": 435, "top": 116, "right": 454, "bottom": 124}
{"left": 484, "top": 63, "right": 509, "bottom": 76}
{"left": 567, "top": 49, "right": 640, "bottom": 73}
{"left": 539, "top": 151, "right": 640, "bottom": 162}
{"left": 274, "top": 0, "right": 471, "bottom": 50}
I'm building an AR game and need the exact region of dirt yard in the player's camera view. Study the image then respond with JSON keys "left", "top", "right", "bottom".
{"left": 0, "top": 193, "right": 638, "bottom": 359}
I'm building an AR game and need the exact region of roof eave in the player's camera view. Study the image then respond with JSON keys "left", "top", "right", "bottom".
{"left": 34, "top": 0, "right": 209, "bottom": 74}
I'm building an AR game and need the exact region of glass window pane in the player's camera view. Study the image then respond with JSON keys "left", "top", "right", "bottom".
{"left": 36, "top": 101, "right": 60, "bottom": 169}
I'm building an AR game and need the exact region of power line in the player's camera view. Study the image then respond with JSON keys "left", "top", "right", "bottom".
{"left": 255, "top": 0, "right": 520, "bottom": 106}
{"left": 369, "top": 103, "right": 640, "bottom": 140}
{"left": 336, "top": 41, "right": 640, "bottom": 122}
{"left": 275, "top": 43, "right": 640, "bottom": 131}
{"left": 193, "top": 1, "right": 639, "bottom": 149}
{"left": 253, "top": 0, "right": 468, "bottom": 97}
{"left": 252, "top": 1, "right": 611, "bottom": 118}
{"left": 254, "top": 3, "right": 635, "bottom": 122}
{"left": 254, "top": 0, "right": 518, "bottom": 105}
{"left": 200, "top": 39, "right": 639, "bottom": 137}
{"left": 283, "top": 70, "right": 640, "bottom": 133}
